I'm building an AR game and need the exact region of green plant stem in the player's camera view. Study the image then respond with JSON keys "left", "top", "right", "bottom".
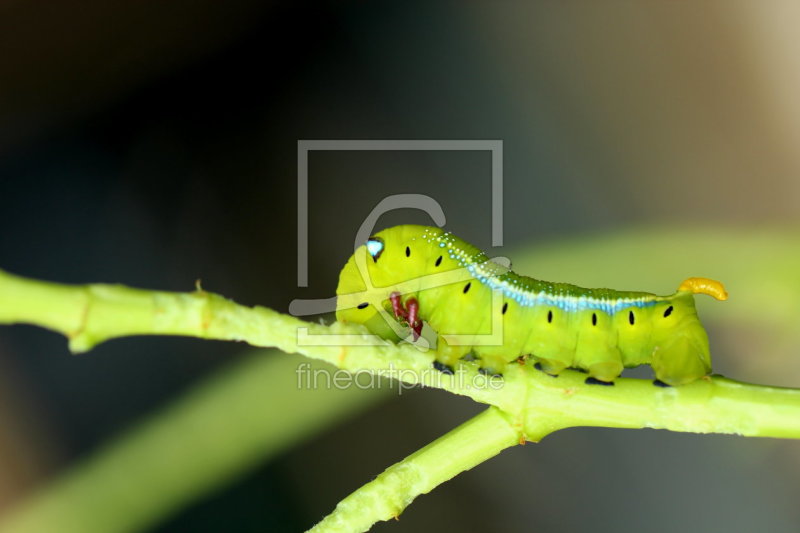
{"left": 307, "top": 375, "right": 800, "bottom": 533}
{"left": 308, "top": 406, "right": 522, "bottom": 533}
{"left": 3, "top": 256, "right": 800, "bottom": 533}
{"left": 2, "top": 268, "right": 800, "bottom": 441}
{"left": 518, "top": 366, "right": 800, "bottom": 438}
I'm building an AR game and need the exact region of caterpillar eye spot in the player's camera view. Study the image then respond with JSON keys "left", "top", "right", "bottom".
{"left": 405, "top": 246, "right": 410, "bottom": 257}
{"left": 463, "top": 282, "right": 471, "bottom": 294}
{"left": 591, "top": 313, "right": 597, "bottom": 326}
{"left": 502, "top": 302, "right": 508, "bottom": 314}
{"left": 663, "top": 305, "right": 674, "bottom": 318}
{"left": 547, "top": 310, "right": 553, "bottom": 323}
{"left": 366, "top": 237, "right": 384, "bottom": 262}
{"left": 629, "top": 311, "right": 635, "bottom": 325}
{"left": 357, "top": 302, "right": 369, "bottom": 310}
{"left": 435, "top": 255, "right": 442, "bottom": 267}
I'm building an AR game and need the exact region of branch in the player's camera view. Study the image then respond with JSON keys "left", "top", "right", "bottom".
{"left": 308, "top": 407, "right": 522, "bottom": 533}
{"left": 3, "top": 226, "right": 799, "bottom": 533}
{"left": 308, "top": 372, "right": 800, "bottom": 533}
{"left": 2, "top": 267, "right": 800, "bottom": 442}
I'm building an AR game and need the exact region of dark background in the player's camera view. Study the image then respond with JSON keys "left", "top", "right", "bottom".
{"left": 2, "top": 2, "right": 800, "bottom": 532}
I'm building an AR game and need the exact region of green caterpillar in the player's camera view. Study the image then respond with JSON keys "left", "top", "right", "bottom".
{"left": 335, "top": 225, "right": 727, "bottom": 386}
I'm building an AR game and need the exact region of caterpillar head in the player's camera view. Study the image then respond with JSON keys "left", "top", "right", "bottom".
{"left": 335, "top": 225, "right": 441, "bottom": 339}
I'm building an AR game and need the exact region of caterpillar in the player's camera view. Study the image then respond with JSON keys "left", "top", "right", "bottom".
{"left": 335, "top": 225, "right": 727, "bottom": 386}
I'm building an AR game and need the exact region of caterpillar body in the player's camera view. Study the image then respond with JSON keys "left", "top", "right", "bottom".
{"left": 335, "top": 225, "right": 727, "bottom": 386}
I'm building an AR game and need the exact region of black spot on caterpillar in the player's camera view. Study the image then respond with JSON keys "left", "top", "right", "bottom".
{"left": 336, "top": 225, "right": 728, "bottom": 386}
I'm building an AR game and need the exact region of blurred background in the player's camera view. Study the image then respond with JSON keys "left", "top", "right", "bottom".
{"left": 1, "top": 1, "right": 800, "bottom": 532}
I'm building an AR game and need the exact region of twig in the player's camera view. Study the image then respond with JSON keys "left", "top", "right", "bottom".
{"left": 2, "top": 267, "right": 800, "bottom": 533}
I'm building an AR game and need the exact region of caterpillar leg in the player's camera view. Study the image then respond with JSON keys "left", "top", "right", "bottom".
{"left": 586, "top": 361, "right": 624, "bottom": 383}
{"left": 435, "top": 335, "right": 471, "bottom": 369}
{"left": 573, "top": 352, "right": 623, "bottom": 383}
{"left": 651, "top": 335, "right": 711, "bottom": 386}
{"left": 529, "top": 339, "right": 574, "bottom": 377}
{"left": 532, "top": 356, "right": 569, "bottom": 376}
{"left": 475, "top": 353, "right": 511, "bottom": 376}
{"left": 574, "top": 341, "right": 623, "bottom": 383}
